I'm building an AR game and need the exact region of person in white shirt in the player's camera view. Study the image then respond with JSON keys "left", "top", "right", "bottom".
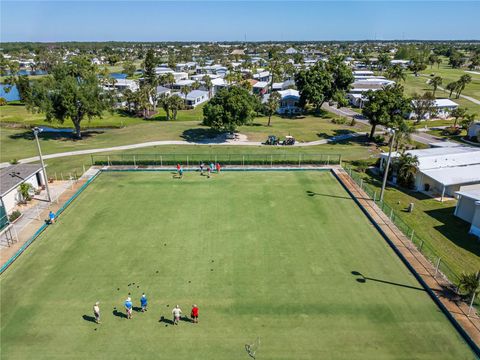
{"left": 93, "top": 302, "right": 100, "bottom": 324}
{"left": 172, "top": 305, "right": 182, "bottom": 325}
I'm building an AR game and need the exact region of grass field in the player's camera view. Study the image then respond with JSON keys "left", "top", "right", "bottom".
{"left": 0, "top": 171, "right": 474, "bottom": 359}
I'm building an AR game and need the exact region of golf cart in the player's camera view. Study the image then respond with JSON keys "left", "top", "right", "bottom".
{"left": 264, "top": 135, "right": 279, "bottom": 145}
{"left": 282, "top": 136, "right": 296, "bottom": 146}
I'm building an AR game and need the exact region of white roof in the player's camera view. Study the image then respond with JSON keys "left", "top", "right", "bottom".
{"left": 422, "top": 164, "right": 480, "bottom": 186}
{"left": 434, "top": 99, "right": 459, "bottom": 108}
{"left": 381, "top": 147, "right": 480, "bottom": 171}
{"left": 353, "top": 70, "right": 374, "bottom": 75}
{"left": 185, "top": 90, "right": 208, "bottom": 100}
{"left": 211, "top": 78, "right": 226, "bottom": 86}
{"left": 175, "top": 79, "right": 195, "bottom": 86}
{"left": 278, "top": 89, "right": 300, "bottom": 99}
{"left": 285, "top": 47, "right": 298, "bottom": 54}
{"left": 253, "top": 81, "right": 269, "bottom": 88}
{"left": 456, "top": 189, "right": 480, "bottom": 201}
{"left": 253, "top": 71, "right": 270, "bottom": 79}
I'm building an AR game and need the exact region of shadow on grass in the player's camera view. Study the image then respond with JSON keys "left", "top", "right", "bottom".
{"left": 112, "top": 310, "right": 127, "bottom": 319}
{"left": 82, "top": 315, "right": 97, "bottom": 323}
{"left": 8, "top": 130, "right": 105, "bottom": 142}
{"left": 425, "top": 207, "right": 480, "bottom": 257}
{"left": 181, "top": 128, "right": 224, "bottom": 143}
{"left": 351, "top": 271, "right": 425, "bottom": 291}
{"left": 306, "top": 190, "right": 351, "bottom": 200}
{"left": 159, "top": 316, "right": 174, "bottom": 325}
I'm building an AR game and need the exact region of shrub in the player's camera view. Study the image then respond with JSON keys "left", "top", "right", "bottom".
{"left": 0, "top": 97, "right": 7, "bottom": 106}
{"left": 331, "top": 117, "right": 346, "bottom": 125}
{"left": 351, "top": 159, "right": 372, "bottom": 173}
{"left": 442, "top": 126, "right": 461, "bottom": 136}
{"left": 373, "top": 135, "right": 385, "bottom": 144}
{"left": 19, "top": 183, "right": 32, "bottom": 202}
{"left": 10, "top": 159, "right": 19, "bottom": 165}
{"left": 9, "top": 210, "right": 21, "bottom": 222}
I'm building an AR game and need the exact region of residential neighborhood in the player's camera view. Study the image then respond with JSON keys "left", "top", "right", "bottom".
{"left": 1, "top": 1, "right": 480, "bottom": 358}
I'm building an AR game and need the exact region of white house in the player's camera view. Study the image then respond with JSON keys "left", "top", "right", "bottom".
{"left": 409, "top": 99, "right": 459, "bottom": 120}
{"left": 0, "top": 164, "right": 46, "bottom": 217}
{"left": 104, "top": 79, "right": 139, "bottom": 92}
{"left": 285, "top": 47, "right": 298, "bottom": 55}
{"left": 380, "top": 147, "right": 480, "bottom": 200}
{"left": 277, "top": 89, "right": 301, "bottom": 115}
{"left": 253, "top": 71, "right": 271, "bottom": 83}
{"left": 454, "top": 189, "right": 480, "bottom": 237}
{"left": 182, "top": 90, "right": 209, "bottom": 107}
{"left": 253, "top": 81, "right": 269, "bottom": 95}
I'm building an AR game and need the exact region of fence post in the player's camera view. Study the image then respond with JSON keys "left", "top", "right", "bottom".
{"left": 187, "top": 156, "right": 189, "bottom": 168}
{"left": 389, "top": 208, "right": 393, "bottom": 220}
{"left": 373, "top": 191, "right": 377, "bottom": 202}
{"left": 434, "top": 257, "right": 441, "bottom": 277}
{"left": 339, "top": 154, "right": 342, "bottom": 166}
{"left": 160, "top": 156, "right": 163, "bottom": 167}
{"left": 410, "top": 229, "right": 414, "bottom": 242}
{"left": 55, "top": 172, "right": 57, "bottom": 181}
{"left": 468, "top": 293, "right": 477, "bottom": 317}
{"left": 242, "top": 155, "right": 245, "bottom": 169}
{"left": 298, "top": 154, "right": 301, "bottom": 167}
{"left": 82, "top": 164, "right": 86, "bottom": 174}
{"left": 61, "top": 173, "right": 64, "bottom": 181}
{"left": 327, "top": 155, "right": 330, "bottom": 166}
{"left": 133, "top": 155, "right": 136, "bottom": 168}
{"left": 419, "top": 240, "right": 423, "bottom": 251}
{"left": 270, "top": 155, "right": 273, "bottom": 168}
{"left": 107, "top": 156, "right": 111, "bottom": 166}
{"left": 360, "top": 179, "right": 363, "bottom": 190}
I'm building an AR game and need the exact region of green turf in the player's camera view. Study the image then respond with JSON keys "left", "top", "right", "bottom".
{"left": 0, "top": 172, "right": 474, "bottom": 359}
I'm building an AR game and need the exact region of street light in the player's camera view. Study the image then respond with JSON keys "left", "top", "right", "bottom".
{"left": 32, "top": 127, "right": 51, "bottom": 202}
{"left": 379, "top": 128, "right": 396, "bottom": 203}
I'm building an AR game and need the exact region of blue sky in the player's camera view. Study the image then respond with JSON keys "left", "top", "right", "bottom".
{"left": 1, "top": 1, "right": 479, "bottom": 42}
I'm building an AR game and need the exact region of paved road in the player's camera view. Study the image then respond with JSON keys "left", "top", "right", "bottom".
{"left": 0, "top": 132, "right": 363, "bottom": 168}
{"left": 322, "top": 103, "right": 443, "bottom": 145}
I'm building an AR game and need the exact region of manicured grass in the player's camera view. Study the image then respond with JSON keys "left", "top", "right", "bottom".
{"left": 1, "top": 115, "right": 367, "bottom": 163}
{"left": 41, "top": 140, "right": 380, "bottom": 176}
{"left": 0, "top": 171, "right": 474, "bottom": 359}
{"left": 353, "top": 170, "right": 480, "bottom": 278}
{"left": 402, "top": 70, "right": 480, "bottom": 115}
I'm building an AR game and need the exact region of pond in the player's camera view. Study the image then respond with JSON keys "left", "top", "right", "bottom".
{"left": 0, "top": 84, "right": 20, "bottom": 102}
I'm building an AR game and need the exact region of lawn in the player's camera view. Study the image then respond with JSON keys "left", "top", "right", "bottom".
{"left": 351, "top": 170, "right": 480, "bottom": 278}
{"left": 402, "top": 68, "right": 480, "bottom": 116}
{"left": 0, "top": 171, "right": 474, "bottom": 359}
{"left": 0, "top": 113, "right": 367, "bottom": 163}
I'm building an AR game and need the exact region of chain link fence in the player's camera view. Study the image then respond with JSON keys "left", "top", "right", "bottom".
{"left": 90, "top": 153, "right": 342, "bottom": 167}
{"left": 344, "top": 165, "right": 460, "bottom": 286}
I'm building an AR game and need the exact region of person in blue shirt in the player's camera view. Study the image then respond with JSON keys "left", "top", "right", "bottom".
{"left": 124, "top": 297, "right": 133, "bottom": 319}
{"left": 140, "top": 293, "right": 148, "bottom": 312}
{"left": 49, "top": 211, "right": 55, "bottom": 224}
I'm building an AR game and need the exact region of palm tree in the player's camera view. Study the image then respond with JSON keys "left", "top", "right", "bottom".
{"left": 446, "top": 81, "right": 457, "bottom": 98}
{"left": 428, "top": 76, "right": 442, "bottom": 96}
{"left": 181, "top": 85, "right": 191, "bottom": 103}
{"left": 19, "top": 183, "right": 32, "bottom": 203}
{"left": 168, "top": 95, "right": 185, "bottom": 120}
{"left": 396, "top": 153, "right": 419, "bottom": 189}
{"left": 265, "top": 91, "right": 281, "bottom": 126}
{"left": 394, "top": 122, "right": 416, "bottom": 152}
{"left": 435, "top": 57, "right": 442, "bottom": 69}
{"left": 202, "top": 75, "right": 213, "bottom": 98}
{"left": 458, "top": 272, "right": 480, "bottom": 301}
{"left": 191, "top": 81, "right": 201, "bottom": 91}
{"left": 158, "top": 93, "right": 171, "bottom": 120}
{"left": 455, "top": 74, "right": 472, "bottom": 98}
{"left": 450, "top": 107, "right": 468, "bottom": 127}
{"left": 386, "top": 64, "right": 406, "bottom": 83}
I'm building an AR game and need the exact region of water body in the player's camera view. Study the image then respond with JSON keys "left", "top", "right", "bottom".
{"left": 0, "top": 84, "right": 20, "bottom": 101}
